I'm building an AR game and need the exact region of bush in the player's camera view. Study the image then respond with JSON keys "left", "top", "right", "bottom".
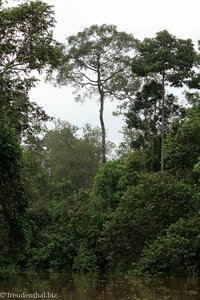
{"left": 134, "top": 213, "right": 200, "bottom": 276}
{"left": 73, "top": 243, "right": 97, "bottom": 272}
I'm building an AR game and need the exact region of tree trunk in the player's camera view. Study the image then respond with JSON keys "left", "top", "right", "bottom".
{"left": 99, "top": 94, "right": 106, "bottom": 164}
{"left": 151, "top": 102, "right": 157, "bottom": 172}
{"left": 97, "top": 56, "right": 106, "bottom": 164}
{"left": 161, "top": 71, "right": 165, "bottom": 173}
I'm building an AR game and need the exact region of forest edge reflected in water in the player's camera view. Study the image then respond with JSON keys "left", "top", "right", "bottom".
{"left": 0, "top": 272, "right": 200, "bottom": 300}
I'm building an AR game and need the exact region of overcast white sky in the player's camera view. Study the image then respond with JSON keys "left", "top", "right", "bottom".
{"left": 29, "top": 0, "right": 200, "bottom": 144}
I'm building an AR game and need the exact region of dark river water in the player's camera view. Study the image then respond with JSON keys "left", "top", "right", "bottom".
{"left": 0, "top": 272, "right": 199, "bottom": 300}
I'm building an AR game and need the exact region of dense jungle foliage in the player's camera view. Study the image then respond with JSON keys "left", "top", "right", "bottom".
{"left": 0, "top": 0, "right": 200, "bottom": 277}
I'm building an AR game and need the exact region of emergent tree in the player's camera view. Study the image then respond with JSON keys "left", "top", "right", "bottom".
{"left": 50, "top": 24, "right": 138, "bottom": 163}
{"left": 132, "top": 30, "right": 196, "bottom": 172}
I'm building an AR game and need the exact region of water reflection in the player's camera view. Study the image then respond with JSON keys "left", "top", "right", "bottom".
{"left": 0, "top": 272, "right": 199, "bottom": 300}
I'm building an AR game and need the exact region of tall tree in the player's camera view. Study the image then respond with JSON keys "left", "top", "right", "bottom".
{"left": 124, "top": 80, "right": 185, "bottom": 171}
{"left": 132, "top": 30, "right": 196, "bottom": 172}
{"left": 50, "top": 24, "right": 137, "bottom": 163}
{"left": 0, "top": 0, "right": 62, "bottom": 257}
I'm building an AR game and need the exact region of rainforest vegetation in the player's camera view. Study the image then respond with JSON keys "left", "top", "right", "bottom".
{"left": 0, "top": 0, "right": 200, "bottom": 277}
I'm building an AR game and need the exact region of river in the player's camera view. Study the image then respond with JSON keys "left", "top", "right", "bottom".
{"left": 0, "top": 272, "right": 199, "bottom": 300}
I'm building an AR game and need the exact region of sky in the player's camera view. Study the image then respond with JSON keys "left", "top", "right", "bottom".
{"left": 29, "top": 0, "right": 200, "bottom": 145}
